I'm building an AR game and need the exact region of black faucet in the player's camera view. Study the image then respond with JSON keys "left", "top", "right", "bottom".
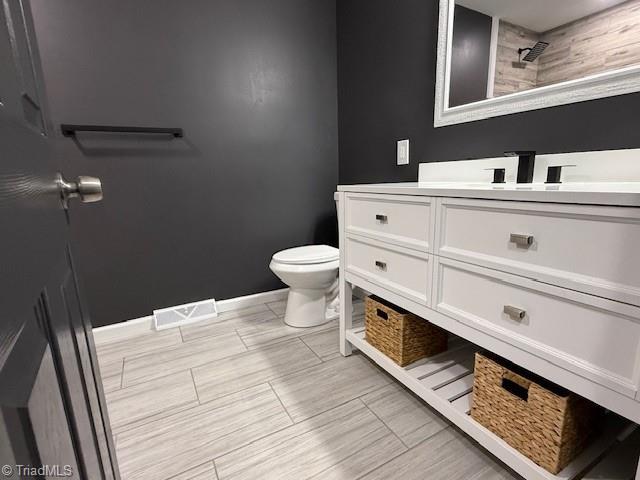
{"left": 505, "top": 151, "right": 536, "bottom": 183}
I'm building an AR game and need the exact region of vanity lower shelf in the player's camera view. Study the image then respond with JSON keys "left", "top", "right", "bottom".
{"left": 346, "top": 327, "right": 640, "bottom": 480}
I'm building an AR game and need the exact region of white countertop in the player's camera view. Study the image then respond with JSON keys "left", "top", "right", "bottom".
{"left": 337, "top": 182, "right": 640, "bottom": 207}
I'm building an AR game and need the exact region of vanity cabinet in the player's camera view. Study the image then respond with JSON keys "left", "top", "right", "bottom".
{"left": 337, "top": 186, "right": 640, "bottom": 480}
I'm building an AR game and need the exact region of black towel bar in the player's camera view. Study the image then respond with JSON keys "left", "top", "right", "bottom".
{"left": 61, "top": 124, "right": 183, "bottom": 138}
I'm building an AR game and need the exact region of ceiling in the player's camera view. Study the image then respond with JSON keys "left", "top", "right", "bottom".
{"left": 456, "top": 0, "right": 629, "bottom": 32}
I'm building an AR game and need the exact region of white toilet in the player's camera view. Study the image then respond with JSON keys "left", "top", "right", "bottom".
{"left": 269, "top": 245, "right": 339, "bottom": 328}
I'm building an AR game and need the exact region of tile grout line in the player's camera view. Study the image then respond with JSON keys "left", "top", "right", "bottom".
{"left": 119, "top": 357, "right": 125, "bottom": 389}
{"left": 239, "top": 331, "right": 321, "bottom": 352}
{"left": 298, "top": 336, "right": 325, "bottom": 362}
{"left": 189, "top": 368, "right": 202, "bottom": 404}
{"left": 234, "top": 329, "right": 250, "bottom": 351}
{"left": 211, "top": 459, "right": 220, "bottom": 480}
{"left": 265, "top": 301, "right": 280, "bottom": 316}
{"left": 101, "top": 342, "right": 184, "bottom": 369}
{"left": 267, "top": 381, "right": 295, "bottom": 424}
{"left": 236, "top": 318, "right": 337, "bottom": 352}
{"left": 357, "top": 397, "right": 410, "bottom": 450}
{"left": 181, "top": 325, "right": 256, "bottom": 345}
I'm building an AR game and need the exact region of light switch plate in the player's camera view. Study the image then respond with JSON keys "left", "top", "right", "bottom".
{"left": 397, "top": 139, "right": 409, "bottom": 165}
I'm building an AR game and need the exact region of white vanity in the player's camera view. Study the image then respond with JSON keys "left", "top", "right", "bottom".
{"left": 336, "top": 180, "right": 640, "bottom": 480}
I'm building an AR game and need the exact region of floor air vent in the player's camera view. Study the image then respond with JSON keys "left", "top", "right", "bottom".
{"left": 153, "top": 298, "right": 217, "bottom": 330}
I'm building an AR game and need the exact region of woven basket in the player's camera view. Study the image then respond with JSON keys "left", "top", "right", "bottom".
{"left": 364, "top": 296, "right": 448, "bottom": 366}
{"left": 471, "top": 352, "right": 602, "bottom": 474}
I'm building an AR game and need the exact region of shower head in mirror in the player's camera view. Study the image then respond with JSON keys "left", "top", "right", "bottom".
{"left": 518, "top": 42, "right": 550, "bottom": 62}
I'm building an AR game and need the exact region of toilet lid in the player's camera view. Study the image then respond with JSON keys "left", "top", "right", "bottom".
{"left": 272, "top": 245, "right": 339, "bottom": 265}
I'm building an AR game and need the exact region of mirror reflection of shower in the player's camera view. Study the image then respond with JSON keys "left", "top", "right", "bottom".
{"left": 448, "top": 0, "right": 640, "bottom": 107}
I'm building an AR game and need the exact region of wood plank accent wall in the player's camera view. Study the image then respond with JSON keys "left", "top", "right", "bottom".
{"left": 538, "top": 0, "right": 640, "bottom": 86}
{"left": 493, "top": 0, "right": 640, "bottom": 96}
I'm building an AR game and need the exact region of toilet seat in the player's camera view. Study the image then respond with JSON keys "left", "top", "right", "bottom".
{"left": 272, "top": 245, "right": 339, "bottom": 265}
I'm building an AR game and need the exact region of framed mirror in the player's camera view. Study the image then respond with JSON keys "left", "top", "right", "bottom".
{"left": 434, "top": 0, "right": 640, "bottom": 127}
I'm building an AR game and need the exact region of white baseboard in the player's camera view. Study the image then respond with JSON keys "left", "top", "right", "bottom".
{"left": 93, "top": 288, "right": 289, "bottom": 344}
{"left": 93, "top": 315, "right": 154, "bottom": 344}
{"left": 216, "top": 288, "right": 288, "bottom": 314}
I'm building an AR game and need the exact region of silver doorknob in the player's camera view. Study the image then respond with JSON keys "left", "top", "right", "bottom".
{"left": 57, "top": 173, "right": 103, "bottom": 208}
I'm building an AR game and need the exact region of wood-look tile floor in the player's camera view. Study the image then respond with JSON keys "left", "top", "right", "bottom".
{"left": 96, "top": 299, "right": 522, "bottom": 480}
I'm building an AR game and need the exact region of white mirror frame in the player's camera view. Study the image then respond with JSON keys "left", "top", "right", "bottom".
{"left": 434, "top": 0, "right": 640, "bottom": 127}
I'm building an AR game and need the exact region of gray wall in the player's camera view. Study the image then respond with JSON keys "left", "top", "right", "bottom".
{"left": 449, "top": 5, "right": 492, "bottom": 108}
{"left": 30, "top": 0, "right": 338, "bottom": 327}
{"left": 337, "top": 0, "right": 640, "bottom": 185}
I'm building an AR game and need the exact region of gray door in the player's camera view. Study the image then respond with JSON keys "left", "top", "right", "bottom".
{"left": 0, "top": 1, "right": 118, "bottom": 478}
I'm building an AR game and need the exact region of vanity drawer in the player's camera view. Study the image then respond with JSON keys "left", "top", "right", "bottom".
{"left": 436, "top": 198, "right": 640, "bottom": 306}
{"left": 345, "top": 193, "right": 434, "bottom": 252}
{"left": 435, "top": 257, "right": 640, "bottom": 397}
{"left": 346, "top": 236, "right": 432, "bottom": 306}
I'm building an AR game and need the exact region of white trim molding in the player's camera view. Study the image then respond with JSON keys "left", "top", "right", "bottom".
{"left": 92, "top": 315, "right": 154, "bottom": 344}
{"left": 217, "top": 288, "right": 288, "bottom": 313}
{"left": 434, "top": 0, "right": 640, "bottom": 127}
{"left": 485, "top": 16, "right": 499, "bottom": 100}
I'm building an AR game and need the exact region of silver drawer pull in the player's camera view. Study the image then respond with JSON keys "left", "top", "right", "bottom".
{"left": 375, "top": 260, "right": 387, "bottom": 270}
{"left": 375, "top": 214, "right": 388, "bottom": 223}
{"left": 504, "top": 305, "right": 526, "bottom": 321}
{"left": 509, "top": 233, "right": 534, "bottom": 247}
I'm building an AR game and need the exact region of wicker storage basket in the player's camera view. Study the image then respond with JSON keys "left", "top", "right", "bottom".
{"left": 471, "top": 352, "right": 603, "bottom": 474}
{"left": 364, "top": 296, "right": 447, "bottom": 366}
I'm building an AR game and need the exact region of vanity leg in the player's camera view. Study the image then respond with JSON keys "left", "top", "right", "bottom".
{"left": 337, "top": 191, "right": 352, "bottom": 356}
{"left": 339, "top": 276, "right": 353, "bottom": 356}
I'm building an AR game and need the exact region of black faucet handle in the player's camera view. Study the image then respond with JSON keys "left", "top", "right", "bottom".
{"left": 485, "top": 168, "right": 506, "bottom": 184}
{"left": 546, "top": 165, "right": 576, "bottom": 184}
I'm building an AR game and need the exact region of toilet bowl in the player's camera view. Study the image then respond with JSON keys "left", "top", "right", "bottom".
{"left": 269, "top": 245, "right": 339, "bottom": 328}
